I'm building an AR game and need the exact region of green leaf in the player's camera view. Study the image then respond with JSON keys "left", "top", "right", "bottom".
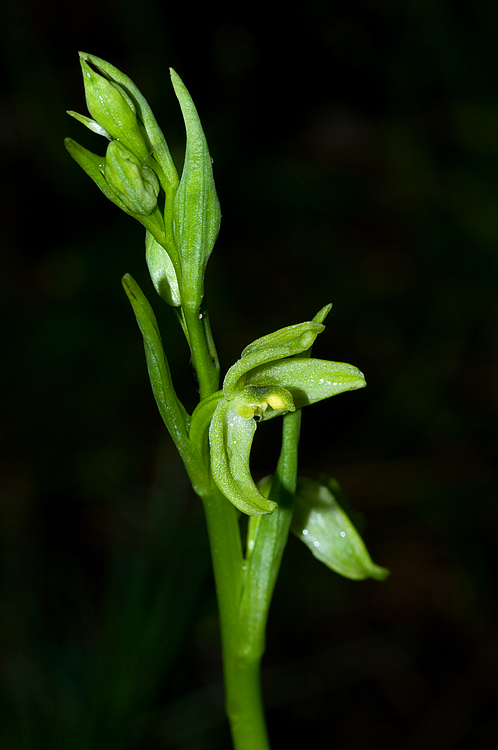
{"left": 246, "top": 358, "right": 366, "bottom": 407}
{"left": 170, "top": 69, "right": 221, "bottom": 307}
{"left": 223, "top": 319, "right": 326, "bottom": 399}
{"left": 121, "top": 273, "right": 192, "bottom": 463}
{"left": 291, "top": 477, "right": 389, "bottom": 581}
{"left": 209, "top": 399, "right": 277, "bottom": 516}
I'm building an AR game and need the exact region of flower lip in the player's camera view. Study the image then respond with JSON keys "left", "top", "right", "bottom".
{"left": 232, "top": 385, "right": 296, "bottom": 421}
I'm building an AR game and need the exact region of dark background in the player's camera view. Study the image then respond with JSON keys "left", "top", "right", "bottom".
{"left": 1, "top": 1, "right": 497, "bottom": 748}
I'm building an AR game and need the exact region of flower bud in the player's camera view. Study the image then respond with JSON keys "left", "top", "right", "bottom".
{"left": 80, "top": 58, "right": 149, "bottom": 161}
{"left": 146, "top": 231, "right": 181, "bottom": 306}
{"left": 104, "top": 140, "right": 159, "bottom": 215}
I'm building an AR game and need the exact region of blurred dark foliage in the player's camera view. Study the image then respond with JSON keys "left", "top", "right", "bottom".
{"left": 1, "top": 1, "right": 497, "bottom": 748}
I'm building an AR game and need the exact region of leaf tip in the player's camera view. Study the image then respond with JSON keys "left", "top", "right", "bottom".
{"left": 371, "top": 565, "right": 390, "bottom": 582}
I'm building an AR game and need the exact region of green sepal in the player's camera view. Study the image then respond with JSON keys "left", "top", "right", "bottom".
{"left": 64, "top": 138, "right": 167, "bottom": 248}
{"left": 311, "top": 303, "right": 333, "bottom": 328}
{"left": 241, "top": 321, "right": 325, "bottom": 358}
{"left": 145, "top": 231, "right": 181, "bottom": 306}
{"left": 246, "top": 358, "right": 366, "bottom": 407}
{"left": 223, "top": 319, "right": 326, "bottom": 399}
{"left": 291, "top": 477, "right": 389, "bottom": 581}
{"left": 121, "top": 273, "right": 191, "bottom": 458}
{"left": 209, "top": 399, "right": 277, "bottom": 516}
{"left": 189, "top": 389, "right": 224, "bottom": 459}
{"left": 78, "top": 52, "right": 179, "bottom": 192}
{"left": 170, "top": 69, "right": 221, "bottom": 307}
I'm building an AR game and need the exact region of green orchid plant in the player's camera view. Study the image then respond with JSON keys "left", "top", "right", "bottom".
{"left": 65, "top": 52, "right": 388, "bottom": 750}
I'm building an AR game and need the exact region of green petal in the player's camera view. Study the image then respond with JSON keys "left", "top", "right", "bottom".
{"left": 292, "top": 477, "right": 389, "bottom": 581}
{"left": 223, "top": 318, "right": 327, "bottom": 399}
{"left": 241, "top": 321, "right": 325, "bottom": 357}
{"left": 209, "top": 399, "right": 277, "bottom": 516}
{"left": 246, "top": 358, "right": 366, "bottom": 406}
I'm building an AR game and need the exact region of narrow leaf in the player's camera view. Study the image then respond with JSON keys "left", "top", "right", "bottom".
{"left": 121, "top": 274, "right": 191, "bottom": 460}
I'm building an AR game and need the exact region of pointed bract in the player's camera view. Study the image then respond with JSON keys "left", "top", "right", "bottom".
{"left": 170, "top": 69, "right": 221, "bottom": 307}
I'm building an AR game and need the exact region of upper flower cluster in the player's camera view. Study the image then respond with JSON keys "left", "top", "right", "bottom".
{"left": 65, "top": 52, "right": 220, "bottom": 313}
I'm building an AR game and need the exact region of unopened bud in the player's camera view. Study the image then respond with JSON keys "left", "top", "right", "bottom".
{"left": 80, "top": 58, "right": 149, "bottom": 161}
{"left": 105, "top": 140, "right": 159, "bottom": 215}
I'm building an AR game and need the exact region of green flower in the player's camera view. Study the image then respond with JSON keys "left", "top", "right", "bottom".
{"left": 65, "top": 54, "right": 220, "bottom": 312}
{"left": 208, "top": 314, "right": 366, "bottom": 515}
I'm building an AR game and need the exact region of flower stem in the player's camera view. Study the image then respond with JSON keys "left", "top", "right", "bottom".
{"left": 183, "top": 304, "right": 220, "bottom": 399}
{"left": 224, "top": 653, "right": 270, "bottom": 750}
{"left": 199, "top": 485, "right": 272, "bottom": 749}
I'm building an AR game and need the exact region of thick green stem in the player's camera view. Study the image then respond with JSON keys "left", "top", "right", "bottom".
{"left": 224, "top": 654, "right": 270, "bottom": 750}
{"left": 200, "top": 484, "right": 243, "bottom": 640}
{"left": 237, "top": 410, "right": 301, "bottom": 659}
{"left": 200, "top": 482, "right": 272, "bottom": 750}
{"left": 221, "top": 409, "right": 302, "bottom": 750}
{"left": 183, "top": 304, "right": 220, "bottom": 399}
